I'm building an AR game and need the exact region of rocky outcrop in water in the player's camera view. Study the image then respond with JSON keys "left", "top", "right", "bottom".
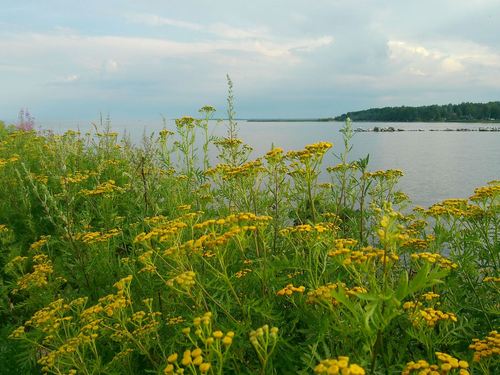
{"left": 353, "top": 127, "right": 500, "bottom": 132}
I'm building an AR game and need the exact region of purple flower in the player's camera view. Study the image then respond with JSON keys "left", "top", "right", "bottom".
{"left": 17, "top": 108, "right": 35, "bottom": 131}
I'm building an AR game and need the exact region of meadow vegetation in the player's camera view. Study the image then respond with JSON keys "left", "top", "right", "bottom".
{"left": 0, "top": 93, "right": 498, "bottom": 374}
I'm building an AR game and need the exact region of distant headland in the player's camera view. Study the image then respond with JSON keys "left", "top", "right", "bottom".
{"left": 334, "top": 101, "right": 500, "bottom": 122}
{"left": 246, "top": 101, "right": 500, "bottom": 123}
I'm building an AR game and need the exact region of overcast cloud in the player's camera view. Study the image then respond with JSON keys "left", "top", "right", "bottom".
{"left": 1, "top": 0, "right": 499, "bottom": 121}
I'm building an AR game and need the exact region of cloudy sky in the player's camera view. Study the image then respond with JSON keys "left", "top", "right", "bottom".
{"left": 1, "top": 0, "right": 499, "bottom": 121}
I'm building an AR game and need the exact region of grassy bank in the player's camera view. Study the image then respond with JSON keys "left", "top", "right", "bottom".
{"left": 0, "top": 109, "right": 498, "bottom": 374}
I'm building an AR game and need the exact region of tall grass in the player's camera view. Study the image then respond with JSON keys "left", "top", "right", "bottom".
{"left": 0, "top": 98, "right": 498, "bottom": 374}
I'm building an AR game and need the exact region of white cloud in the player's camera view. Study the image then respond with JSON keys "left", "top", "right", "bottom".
{"left": 0, "top": 31, "right": 333, "bottom": 70}
{"left": 125, "top": 13, "right": 333, "bottom": 52}
{"left": 408, "top": 67, "right": 427, "bottom": 76}
{"left": 126, "top": 14, "right": 202, "bottom": 31}
{"left": 126, "top": 13, "right": 268, "bottom": 39}
{"left": 207, "top": 23, "right": 269, "bottom": 40}
{"left": 64, "top": 74, "right": 79, "bottom": 82}
{"left": 387, "top": 39, "right": 500, "bottom": 79}
{"left": 104, "top": 59, "right": 119, "bottom": 73}
{"left": 441, "top": 57, "right": 464, "bottom": 73}
{"left": 2, "top": 1, "right": 499, "bottom": 119}
{"left": 387, "top": 40, "right": 441, "bottom": 61}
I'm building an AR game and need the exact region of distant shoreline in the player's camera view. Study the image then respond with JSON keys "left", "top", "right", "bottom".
{"left": 244, "top": 119, "right": 500, "bottom": 123}
{"left": 333, "top": 101, "right": 500, "bottom": 123}
{"left": 245, "top": 118, "right": 334, "bottom": 122}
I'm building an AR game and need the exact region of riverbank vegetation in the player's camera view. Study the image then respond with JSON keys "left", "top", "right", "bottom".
{"left": 335, "top": 101, "right": 500, "bottom": 122}
{"left": 0, "top": 98, "right": 498, "bottom": 374}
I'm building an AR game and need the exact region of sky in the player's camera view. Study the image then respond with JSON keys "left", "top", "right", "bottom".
{"left": 1, "top": 0, "right": 500, "bottom": 122}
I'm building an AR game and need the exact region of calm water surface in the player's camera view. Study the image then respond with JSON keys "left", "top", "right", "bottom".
{"left": 43, "top": 120, "right": 500, "bottom": 208}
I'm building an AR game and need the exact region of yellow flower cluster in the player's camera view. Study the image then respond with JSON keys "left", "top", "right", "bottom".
{"left": 29, "top": 235, "right": 50, "bottom": 252}
{"left": 0, "top": 154, "right": 20, "bottom": 168}
{"left": 98, "top": 293, "right": 128, "bottom": 317}
{"left": 6, "top": 256, "right": 28, "bottom": 272}
{"left": 469, "top": 181, "right": 500, "bottom": 201}
{"left": 96, "top": 275, "right": 133, "bottom": 317}
{"left": 166, "top": 271, "right": 196, "bottom": 290}
{"left": 307, "top": 283, "right": 342, "bottom": 306}
{"left": 213, "top": 159, "right": 264, "bottom": 179}
{"left": 175, "top": 116, "right": 196, "bottom": 128}
{"left": 193, "top": 212, "right": 272, "bottom": 230}
{"left": 134, "top": 220, "right": 188, "bottom": 243}
{"left": 327, "top": 162, "right": 358, "bottom": 173}
{"left": 403, "top": 293, "right": 456, "bottom": 329}
{"left": 279, "top": 222, "right": 338, "bottom": 236}
{"left": 306, "top": 283, "right": 367, "bottom": 307}
{"left": 157, "top": 213, "right": 271, "bottom": 252}
{"left": 179, "top": 312, "right": 234, "bottom": 371}
{"left": 276, "top": 283, "right": 305, "bottom": 296}
{"left": 60, "top": 171, "right": 94, "bottom": 185}
{"left": 31, "top": 173, "right": 48, "bottom": 184}
{"left": 164, "top": 224, "right": 260, "bottom": 256}
{"left": 15, "top": 254, "right": 54, "bottom": 292}
{"left": 410, "top": 307, "right": 458, "bottom": 327}
{"left": 319, "top": 183, "right": 333, "bottom": 190}
{"left": 286, "top": 142, "right": 332, "bottom": 161}
{"left": 213, "top": 137, "right": 244, "bottom": 148}
{"left": 411, "top": 252, "right": 458, "bottom": 270}
{"left": 287, "top": 270, "right": 304, "bottom": 279}
{"left": 36, "top": 327, "right": 100, "bottom": 372}
{"left": 129, "top": 311, "right": 162, "bottom": 339}
{"left": 402, "top": 352, "right": 469, "bottom": 375}
{"left": 402, "top": 301, "right": 422, "bottom": 310}
{"left": 305, "top": 142, "right": 333, "bottom": 154}
{"left": 402, "top": 237, "right": 430, "bottom": 250}
{"left": 9, "top": 325, "right": 26, "bottom": 339}
{"left": 19, "top": 299, "right": 69, "bottom": 335}
{"left": 143, "top": 215, "right": 169, "bottom": 225}
{"left": 81, "top": 179, "right": 124, "bottom": 196}
{"left": 110, "top": 348, "right": 134, "bottom": 364}
{"left": 264, "top": 147, "right": 284, "bottom": 161}
{"left": 364, "top": 169, "right": 403, "bottom": 179}
{"left": 469, "top": 330, "right": 500, "bottom": 362}
{"left": 483, "top": 276, "right": 500, "bottom": 283}
{"left": 407, "top": 219, "right": 427, "bottom": 231}
{"left": 314, "top": 356, "right": 365, "bottom": 374}
{"left": 250, "top": 324, "right": 279, "bottom": 340}
{"left": 137, "top": 251, "right": 157, "bottom": 273}
{"left": 426, "top": 199, "right": 483, "bottom": 218}
{"left": 159, "top": 128, "right": 174, "bottom": 138}
{"left": 100, "top": 158, "right": 121, "bottom": 168}
{"left": 422, "top": 292, "right": 440, "bottom": 301}
{"left": 63, "top": 129, "right": 81, "bottom": 136}
{"left": 74, "top": 228, "right": 121, "bottom": 244}
{"left": 327, "top": 239, "right": 361, "bottom": 254}
{"left": 393, "top": 191, "right": 410, "bottom": 203}
{"left": 98, "top": 132, "right": 119, "bottom": 138}
{"left": 167, "top": 316, "right": 185, "bottom": 325}
{"left": 191, "top": 313, "right": 234, "bottom": 345}
{"left": 164, "top": 348, "right": 212, "bottom": 374}
{"left": 164, "top": 235, "right": 212, "bottom": 255}
{"left": 196, "top": 227, "right": 250, "bottom": 249}
{"left": 0, "top": 224, "right": 8, "bottom": 233}
{"left": 329, "top": 245, "right": 398, "bottom": 266}
{"left": 235, "top": 268, "right": 252, "bottom": 278}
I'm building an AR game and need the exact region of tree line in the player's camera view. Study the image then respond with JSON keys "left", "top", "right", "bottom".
{"left": 334, "top": 101, "right": 500, "bottom": 122}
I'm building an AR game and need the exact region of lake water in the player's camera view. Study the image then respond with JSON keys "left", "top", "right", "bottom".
{"left": 42, "top": 120, "right": 500, "bottom": 208}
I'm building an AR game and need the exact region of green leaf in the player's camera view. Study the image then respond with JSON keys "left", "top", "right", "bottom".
{"left": 395, "top": 271, "right": 409, "bottom": 300}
